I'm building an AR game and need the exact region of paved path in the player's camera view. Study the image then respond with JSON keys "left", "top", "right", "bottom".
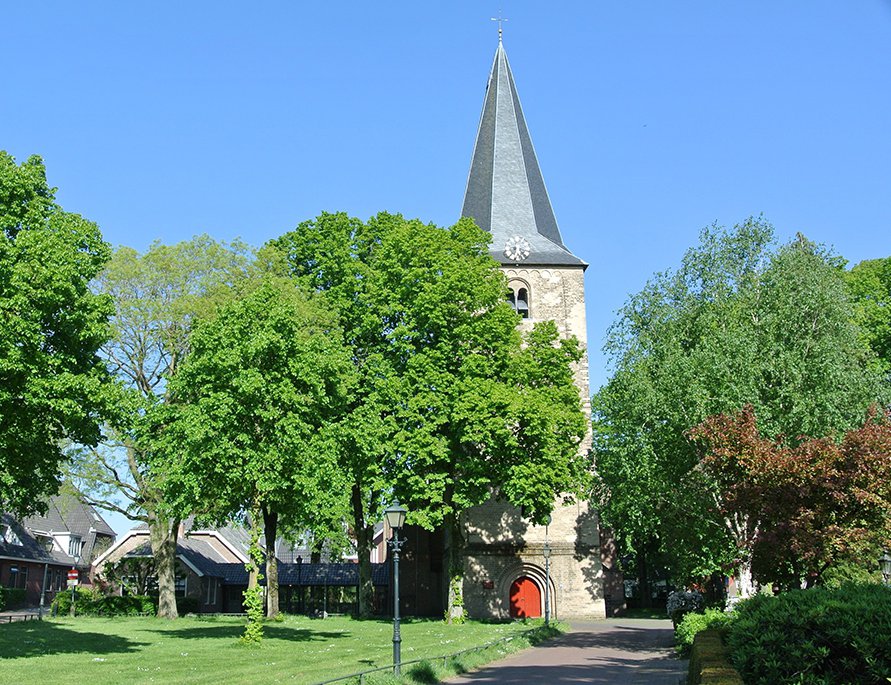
{"left": 446, "top": 619, "right": 687, "bottom": 685}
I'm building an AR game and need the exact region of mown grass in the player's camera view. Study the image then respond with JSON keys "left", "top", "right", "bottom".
{"left": 0, "top": 614, "right": 562, "bottom": 685}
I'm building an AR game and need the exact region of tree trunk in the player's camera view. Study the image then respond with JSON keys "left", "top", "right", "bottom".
{"left": 736, "top": 559, "right": 755, "bottom": 600}
{"left": 352, "top": 483, "right": 374, "bottom": 618}
{"left": 637, "top": 545, "right": 651, "bottom": 609}
{"left": 443, "top": 510, "right": 466, "bottom": 623}
{"left": 149, "top": 511, "right": 180, "bottom": 619}
{"left": 242, "top": 499, "right": 265, "bottom": 643}
{"left": 263, "top": 505, "right": 280, "bottom": 618}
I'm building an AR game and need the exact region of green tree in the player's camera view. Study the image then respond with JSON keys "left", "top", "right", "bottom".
{"left": 593, "top": 218, "right": 886, "bottom": 593}
{"left": 845, "top": 256, "right": 891, "bottom": 377}
{"left": 0, "top": 152, "right": 112, "bottom": 515}
{"left": 66, "top": 236, "right": 253, "bottom": 619}
{"left": 160, "top": 276, "right": 355, "bottom": 638}
{"left": 271, "top": 212, "right": 588, "bottom": 620}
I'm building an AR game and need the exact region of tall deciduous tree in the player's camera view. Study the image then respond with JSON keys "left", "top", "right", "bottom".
{"left": 159, "top": 276, "right": 355, "bottom": 637}
{"left": 271, "top": 212, "right": 588, "bottom": 620}
{"left": 690, "top": 406, "right": 891, "bottom": 589}
{"left": 845, "top": 256, "right": 891, "bottom": 378}
{"left": 593, "top": 218, "right": 886, "bottom": 591}
{"left": 0, "top": 152, "right": 112, "bottom": 515}
{"left": 67, "top": 236, "right": 253, "bottom": 618}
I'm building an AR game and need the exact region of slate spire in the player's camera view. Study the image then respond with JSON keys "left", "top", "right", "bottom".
{"left": 461, "top": 41, "right": 585, "bottom": 267}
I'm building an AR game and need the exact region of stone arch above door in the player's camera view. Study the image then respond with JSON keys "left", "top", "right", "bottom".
{"left": 495, "top": 560, "right": 556, "bottom": 619}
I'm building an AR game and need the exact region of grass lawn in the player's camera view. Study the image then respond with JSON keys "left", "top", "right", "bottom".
{"left": 0, "top": 615, "right": 558, "bottom": 685}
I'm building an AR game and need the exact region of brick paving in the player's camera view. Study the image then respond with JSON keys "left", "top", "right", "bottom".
{"left": 446, "top": 618, "right": 687, "bottom": 685}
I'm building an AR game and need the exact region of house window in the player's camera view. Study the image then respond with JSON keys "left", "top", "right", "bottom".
{"left": 174, "top": 576, "right": 187, "bottom": 598}
{"left": 68, "top": 535, "right": 83, "bottom": 558}
{"left": 2, "top": 524, "right": 22, "bottom": 546}
{"left": 8, "top": 566, "right": 27, "bottom": 589}
{"left": 205, "top": 578, "right": 217, "bottom": 606}
{"left": 506, "top": 280, "right": 531, "bottom": 319}
{"left": 36, "top": 535, "right": 54, "bottom": 553}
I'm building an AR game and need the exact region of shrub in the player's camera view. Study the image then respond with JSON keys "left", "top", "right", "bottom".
{"left": 666, "top": 589, "right": 704, "bottom": 626}
{"left": 176, "top": 596, "right": 200, "bottom": 615}
{"left": 52, "top": 588, "right": 156, "bottom": 616}
{"left": 728, "top": 583, "right": 891, "bottom": 684}
{"left": 675, "top": 608, "right": 734, "bottom": 655}
{"left": 0, "top": 587, "right": 27, "bottom": 610}
{"left": 688, "top": 629, "right": 744, "bottom": 685}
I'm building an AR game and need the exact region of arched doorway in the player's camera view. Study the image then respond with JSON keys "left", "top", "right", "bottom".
{"left": 509, "top": 576, "right": 542, "bottom": 618}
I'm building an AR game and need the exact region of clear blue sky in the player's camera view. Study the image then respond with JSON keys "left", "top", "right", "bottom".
{"left": 6, "top": 3, "right": 891, "bottom": 528}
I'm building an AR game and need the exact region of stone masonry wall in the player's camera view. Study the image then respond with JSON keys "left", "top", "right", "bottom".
{"left": 462, "top": 265, "right": 606, "bottom": 619}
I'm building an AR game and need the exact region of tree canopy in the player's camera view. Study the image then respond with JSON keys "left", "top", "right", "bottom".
{"left": 690, "top": 405, "right": 891, "bottom": 588}
{"left": 159, "top": 275, "right": 355, "bottom": 637}
{"left": 270, "top": 211, "right": 588, "bottom": 618}
{"left": 66, "top": 235, "right": 253, "bottom": 618}
{"left": 0, "top": 152, "right": 112, "bottom": 515}
{"left": 593, "top": 218, "right": 887, "bottom": 585}
{"left": 161, "top": 276, "right": 354, "bottom": 533}
{"left": 845, "top": 256, "right": 891, "bottom": 378}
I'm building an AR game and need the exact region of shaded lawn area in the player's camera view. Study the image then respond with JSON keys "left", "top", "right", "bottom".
{"left": 0, "top": 615, "right": 544, "bottom": 684}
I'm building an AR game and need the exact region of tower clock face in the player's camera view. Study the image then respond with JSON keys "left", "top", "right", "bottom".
{"left": 504, "top": 235, "right": 531, "bottom": 261}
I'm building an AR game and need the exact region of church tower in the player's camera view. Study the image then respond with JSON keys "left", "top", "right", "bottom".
{"left": 459, "top": 38, "right": 607, "bottom": 620}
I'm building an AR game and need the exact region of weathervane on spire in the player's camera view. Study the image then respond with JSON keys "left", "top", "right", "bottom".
{"left": 491, "top": 12, "right": 508, "bottom": 42}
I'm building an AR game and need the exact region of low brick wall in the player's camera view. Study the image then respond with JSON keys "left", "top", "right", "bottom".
{"left": 687, "top": 629, "right": 744, "bottom": 685}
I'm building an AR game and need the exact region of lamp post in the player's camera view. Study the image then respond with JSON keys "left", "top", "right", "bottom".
{"left": 384, "top": 502, "right": 407, "bottom": 676}
{"left": 880, "top": 550, "right": 891, "bottom": 586}
{"left": 543, "top": 515, "right": 552, "bottom": 625}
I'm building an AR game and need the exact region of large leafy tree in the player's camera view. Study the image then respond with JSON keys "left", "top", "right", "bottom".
{"left": 690, "top": 406, "right": 891, "bottom": 589}
{"left": 0, "top": 152, "right": 112, "bottom": 515}
{"left": 271, "top": 212, "right": 588, "bottom": 619}
{"left": 66, "top": 236, "right": 252, "bottom": 618}
{"left": 845, "top": 256, "right": 891, "bottom": 378}
{"left": 159, "top": 276, "right": 355, "bottom": 639}
{"left": 593, "top": 218, "right": 886, "bottom": 592}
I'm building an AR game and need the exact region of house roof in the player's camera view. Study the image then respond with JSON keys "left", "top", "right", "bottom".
{"left": 114, "top": 530, "right": 385, "bottom": 586}
{"left": 461, "top": 40, "right": 585, "bottom": 269}
{"left": 2, "top": 492, "right": 115, "bottom": 567}
{"left": 214, "top": 562, "right": 390, "bottom": 587}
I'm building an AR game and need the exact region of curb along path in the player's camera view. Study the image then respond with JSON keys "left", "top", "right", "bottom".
{"left": 446, "top": 618, "right": 686, "bottom": 685}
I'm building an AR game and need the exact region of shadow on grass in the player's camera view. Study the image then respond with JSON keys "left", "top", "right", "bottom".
{"left": 0, "top": 621, "right": 147, "bottom": 659}
{"left": 145, "top": 624, "right": 350, "bottom": 642}
{"left": 407, "top": 661, "right": 438, "bottom": 684}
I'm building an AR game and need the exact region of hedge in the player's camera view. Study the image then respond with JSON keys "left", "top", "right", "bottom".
{"left": 50, "top": 589, "right": 205, "bottom": 616}
{"left": 727, "top": 583, "right": 891, "bottom": 684}
{"left": 0, "top": 587, "right": 27, "bottom": 610}
{"left": 52, "top": 588, "right": 156, "bottom": 616}
{"left": 688, "top": 629, "right": 745, "bottom": 685}
{"left": 675, "top": 608, "right": 734, "bottom": 656}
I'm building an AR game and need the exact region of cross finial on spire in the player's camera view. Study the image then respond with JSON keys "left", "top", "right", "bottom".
{"left": 491, "top": 12, "right": 508, "bottom": 42}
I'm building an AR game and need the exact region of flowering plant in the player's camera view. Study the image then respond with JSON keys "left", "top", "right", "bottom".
{"left": 666, "top": 589, "right": 704, "bottom": 625}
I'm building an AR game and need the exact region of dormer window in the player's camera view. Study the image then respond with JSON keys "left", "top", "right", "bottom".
{"left": 69, "top": 535, "right": 83, "bottom": 558}
{"left": 2, "top": 524, "right": 22, "bottom": 546}
{"left": 506, "top": 280, "right": 531, "bottom": 319}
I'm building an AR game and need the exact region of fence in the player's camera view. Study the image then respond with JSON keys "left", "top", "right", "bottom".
{"left": 2, "top": 613, "right": 41, "bottom": 624}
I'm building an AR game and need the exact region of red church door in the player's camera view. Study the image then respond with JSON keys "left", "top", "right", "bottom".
{"left": 509, "top": 576, "right": 541, "bottom": 618}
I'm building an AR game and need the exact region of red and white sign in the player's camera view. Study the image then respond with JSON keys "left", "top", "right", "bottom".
{"left": 67, "top": 568, "right": 79, "bottom": 586}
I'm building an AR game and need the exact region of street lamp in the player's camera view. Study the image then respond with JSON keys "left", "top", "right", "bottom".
{"left": 543, "top": 515, "right": 552, "bottom": 625}
{"left": 384, "top": 502, "right": 407, "bottom": 676}
{"left": 880, "top": 550, "right": 891, "bottom": 585}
